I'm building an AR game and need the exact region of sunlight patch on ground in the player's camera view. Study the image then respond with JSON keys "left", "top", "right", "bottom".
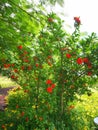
{"left": 0, "top": 75, "right": 17, "bottom": 88}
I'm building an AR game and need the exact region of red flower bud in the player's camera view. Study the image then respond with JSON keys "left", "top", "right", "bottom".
{"left": 21, "top": 66, "right": 25, "bottom": 70}
{"left": 16, "top": 105, "right": 19, "bottom": 109}
{"left": 11, "top": 75, "right": 15, "bottom": 79}
{"left": 47, "top": 55, "right": 52, "bottom": 59}
{"left": 28, "top": 65, "right": 32, "bottom": 70}
{"left": 1, "top": 125, "right": 5, "bottom": 129}
{"left": 21, "top": 112, "right": 25, "bottom": 116}
{"left": 69, "top": 105, "right": 75, "bottom": 110}
{"left": 47, "top": 61, "right": 52, "bottom": 66}
{"left": 11, "top": 63, "right": 15, "bottom": 67}
{"left": 87, "top": 72, "right": 92, "bottom": 76}
{"left": 48, "top": 18, "right": 53, "bottom": 22}
{"left": 17, "top": 45, "right": 23, "bottom": 50}
{"left": 39, "top": 117, "right": 43, "bottom": 121}
{"left": 36, "top": 63, "right": 39, "bottom": 67}
{"left": 23, "top": 59, "right": 29, "bottom": 63}
{"left": 51, "top": 84, "right": 56, "bottom": 89}
{"left": 25, "top": 117, "right": 29, "bottom": 122}
{"left": 46, "top": 79, "right": 52, "bottom": 84}
{"left": 23, "top": 51, "right": 28, "bottom": 55}
{"left": 14, "top": 69, "right": 18, "bottom": 73}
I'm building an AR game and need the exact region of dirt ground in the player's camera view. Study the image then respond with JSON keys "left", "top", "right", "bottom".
{"left": 0, "top": 87, "right": 14, "bottom": 111}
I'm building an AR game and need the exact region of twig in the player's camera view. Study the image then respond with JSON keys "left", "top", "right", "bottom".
{"left": 8, "top": 0, "right": 45, "bottom": 26}
{"left": 0, "top": 17, "right": 21, "bottom": 31}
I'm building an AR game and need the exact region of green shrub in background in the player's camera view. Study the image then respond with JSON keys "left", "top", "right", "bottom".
{"left": 69, "top": 91, "right": 98, "bottom": 130}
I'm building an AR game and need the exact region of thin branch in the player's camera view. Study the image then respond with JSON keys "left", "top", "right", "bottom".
{"left": 0, "top": 17, "right": 21, "bottom": 31}
{"left": 8, "top": 0, "right": 45, "bottom": 26}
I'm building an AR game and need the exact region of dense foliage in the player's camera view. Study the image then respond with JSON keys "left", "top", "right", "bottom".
{"left": 0, "top": 0, "right": 98, "bottom": 129}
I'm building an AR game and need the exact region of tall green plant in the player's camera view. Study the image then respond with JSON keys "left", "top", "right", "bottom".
{"left": 0, "top": 0, "right": 98, "bottom": 129}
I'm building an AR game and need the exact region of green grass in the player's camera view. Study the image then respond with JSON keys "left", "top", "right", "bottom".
{"left": 0, "top": 75, "right": 17, "bottom": 88}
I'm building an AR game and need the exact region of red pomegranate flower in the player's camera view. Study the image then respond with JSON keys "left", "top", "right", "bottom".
{"left": 76, "top": 58, "right": 83, "bottom": 64}
{"left": 83, "top": 58, "right": 89, "bottom": 63}
{"left": 46, "top": 87, "right": 53, "bottom": 93}
{"left": 74, "top": 17, "right": 81, "bottom": 24}
{"left": 46, "top": 79, "right": 52, "bottom": 84}
{"left": 66, "top": 53, "right": 71, "bottom": 58}
{"left": 4, "top": 64, "right": 10, "bottom": 68}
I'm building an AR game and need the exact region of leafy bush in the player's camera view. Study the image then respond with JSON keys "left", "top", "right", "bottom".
{"left": 0, "top": 0, "right": 98, "bottom": 129}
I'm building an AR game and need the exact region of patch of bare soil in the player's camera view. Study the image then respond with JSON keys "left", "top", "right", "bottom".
{"left": 0, "top": 87, "right": 14, "bottom": 111}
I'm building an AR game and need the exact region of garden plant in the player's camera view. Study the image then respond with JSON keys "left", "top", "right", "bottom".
{"left": 0, "top": 0, "right": 98, "bottom": 129}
